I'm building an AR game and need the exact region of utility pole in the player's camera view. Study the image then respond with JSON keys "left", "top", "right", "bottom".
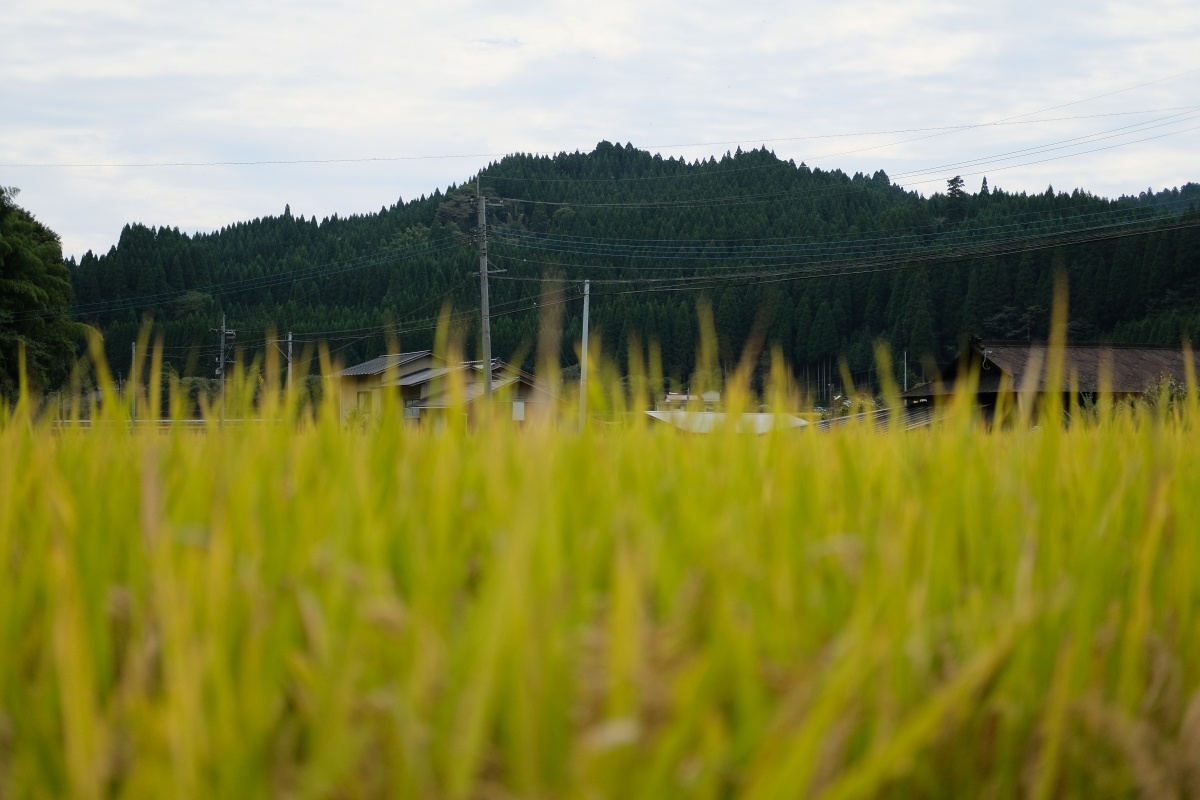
{"left": 903, "top": 350, "right": 908, "bottom": 393}
{"left": 212, "top": 314, "right": 235, "bottom": 422}
{"left": 579, "top": 279, "right": 590, "bottom": 430}
{"left": 130, "top": 342, "right": 137, "bottom": 423}
{"left": 477, "top": 174, "right": 493, "bottom": 400}
{"left": 287, "top": 331, "right": 293, "bottom": 396}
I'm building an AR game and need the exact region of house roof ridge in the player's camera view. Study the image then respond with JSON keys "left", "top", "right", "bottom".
{"left": 975, "top": 339, "right": 1191, "bottom": 351}
{"left": 333, "top": 349, "right": 435, "bottom": 377}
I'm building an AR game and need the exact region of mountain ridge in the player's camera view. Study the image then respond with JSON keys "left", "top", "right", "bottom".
{"left": 65, "top": 143, "right": 1200, "bottom": 391}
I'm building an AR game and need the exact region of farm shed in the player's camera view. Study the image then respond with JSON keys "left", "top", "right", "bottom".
{"left": 902, "top": 337, "right": 1200, "bottom": 410}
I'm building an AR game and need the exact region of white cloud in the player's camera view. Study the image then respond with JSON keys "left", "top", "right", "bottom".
{"left": 1, "top": 0, "right": 1197, "bottom": 257}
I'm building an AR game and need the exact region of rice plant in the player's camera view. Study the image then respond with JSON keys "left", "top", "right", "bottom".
{"left": 1, "top": 332, "right": 1199, "bottom": 799}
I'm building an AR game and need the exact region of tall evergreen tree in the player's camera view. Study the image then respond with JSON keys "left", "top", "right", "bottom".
{"left": 808, "top": 300, "right": 839, "bottom": 362}
{"left": 0, "top": 187, "right": 83, "bottom": 395}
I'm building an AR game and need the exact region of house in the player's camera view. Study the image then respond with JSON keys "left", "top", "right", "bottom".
{"left": 332, "top": 351, "right": 552, "bottom": 423}
{"left": 902, "top": 337, "right": 1200, "bottom": 411}
{"left": 334, "top": 350, "right": 440, "bottom": 417}
{"left": 401, "top": 360, "right": 551, "bottom": 423}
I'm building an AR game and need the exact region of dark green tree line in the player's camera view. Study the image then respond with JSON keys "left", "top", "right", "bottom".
{"left": 63, "top": 143, "right": 1200, "bottom": 393}
{"left": 0, "top": 187, "right": 83, "bottom": 396}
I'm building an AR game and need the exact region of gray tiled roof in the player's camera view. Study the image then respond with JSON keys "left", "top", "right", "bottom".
{"left": 334, "top": 351, "right": 431, "bottom": 377}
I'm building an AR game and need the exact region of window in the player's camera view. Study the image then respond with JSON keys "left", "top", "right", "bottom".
{"left": 357, "top": 391, "right": 371, "bottom": 410}
{"left": 512, "top": 400, "right": 525, "bottom": 421}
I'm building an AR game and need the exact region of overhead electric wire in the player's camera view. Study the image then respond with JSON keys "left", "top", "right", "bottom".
{"left": 583, "top": 217, "right": 1200, "bottom": 299}
{"left": 272, "top": 281, "right": 565, "bottom": 357}
{"left": 59, "top": 189, "right": 1200, "bottom": 351}
{"left": 271, "top": 212, "right": 1200, "bottom": 349}
{"left": 0, "top": 153, "right": 515, "bottom": 169}
{"left": 31, "top": 236, "right": 466, "bottom": 324}
{"left": 111, "top": 210, "right": 1199, "bottom": 359}
{"left": 479, "top": 107, "right": 1200, "bottom": 184}
{"left": 308, "top": 288, "right": 582, "bottom": 355}
{"left": 31, "top": 65, "right": 1200, "bottom": 354}
{"left": 281, "top": 275, "right": 475, "bottom": 341}
{"left": 894, "top": 110, "right": 1200, "bottom": 176}
{"left": 6, "top": 108, "right": 1191, "bottom": 172}
{"left": 59, "top": 241, "right": 458, "bottom": 320}
{"left": 486, "top": 107, "right": 1200, "bottom": 191}
{"left": 486, "top": 114, "right": 1200, "bottom": 209}
{"left": 637, "top": 66, "right": 1200, "bottom": 150}
{"left": 485, "top": 191, "right": 1197, "bottom": 249}
{"left": 486, "top": 213, "right": 1200, "bottom": 289}
{"left": 907, "top": 111, "right": 1200, "bottom": 177}
{"left": 7, "top": 66, "right": 1198, "bottom": 170}
{"left": 284, "top": 216, "right": 1191, "bottom": 356}
{"left": 217, "top": 273, "right": 546, "bottom": 348}
{"left": 487, "top": 196, "right": 1198, "bottom": 269}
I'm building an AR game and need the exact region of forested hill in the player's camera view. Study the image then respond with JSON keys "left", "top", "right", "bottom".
{"left": 68, "top": 141, "right": 1200, "bottom": 389}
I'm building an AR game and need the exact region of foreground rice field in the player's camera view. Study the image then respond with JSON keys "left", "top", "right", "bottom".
{"left": 2, "top": 371, "right": 1200, "bottom": 798}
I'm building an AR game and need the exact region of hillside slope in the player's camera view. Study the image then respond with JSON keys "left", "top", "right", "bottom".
{"left": 68, "top": 142, "right": 1200, "bottom": 390}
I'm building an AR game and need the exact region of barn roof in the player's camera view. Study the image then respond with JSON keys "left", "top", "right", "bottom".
{"left": 903, "top": 338, "right": 1200, "bottom": 398}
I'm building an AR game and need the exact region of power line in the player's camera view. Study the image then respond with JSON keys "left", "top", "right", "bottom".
{"left": 46, "top": 190, "right": 1200, "bottom": 347}
{"left": 489, "top": 199, "right": 1195, "bottom": 264}
{"left": 478, "top": 107, "right": 1200, "bottom": 184}
{"left": 485, "top": 192, "right": 1197, "bottom": 248}
{"left": 908, "top": 111, "right": 1200, "bottom": 177}
{"left": 582, "top": 222, "right": 1200, "bottom": 304}
{"left": 639, "top": 66, "right": 1200, "bottom": 150}
{"left": 484, "top": 107, "right": 1200, "bottom": 188}
{"left": 1, "top": 107, "right": 1183, "bottom": 171}
{"left": 7, "top": 65, "right": 1198, "bottom": 170}
{"left": 486, "top": 115, "right": 1200, "bottom": 209}
{"left": 487, "top": 215, "right": 1200, "bottom": 289}
{"left": 0, "top": 153, "right": 515, "bottom": 169}
{"left": 26, "top": 72, "right": 1200, "bottom": 358}
{"left": 105, "top": 212, "right": 1198, "bottom": 362}
{"left": 279, "top": 276, "right": 475, "bottom": 340}
{"left": 303, "top": 215, "right": 1200, "bottom": 346}
{"left": 26, "top": 237, "right": 466, "bottom": 324}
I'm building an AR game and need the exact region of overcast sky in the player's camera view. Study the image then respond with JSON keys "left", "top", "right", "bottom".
{"left": 3, "top": 0, "right": 1198, "bottom": 259}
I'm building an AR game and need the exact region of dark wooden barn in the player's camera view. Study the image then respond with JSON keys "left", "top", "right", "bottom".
{"left": 902, "top": 337, "right": 1200, "bottom": 410}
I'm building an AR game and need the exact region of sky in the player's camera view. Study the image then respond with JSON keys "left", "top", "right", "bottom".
{"left": 3, "top": 0, "right": 1199, "bottom": 260}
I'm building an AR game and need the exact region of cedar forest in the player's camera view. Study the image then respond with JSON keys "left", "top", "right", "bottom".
{"left": 6, "top": 142, "right": 1200, "bottom": 398}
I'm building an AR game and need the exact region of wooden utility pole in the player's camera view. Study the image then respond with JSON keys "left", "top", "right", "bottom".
{"left": 287, "top": 331, "right": 293, "bottom": 396}
{"left": 130, "top": 342, "right": 136, "bottom": 423}
{"left": 477, "top": 175, "right": 492, "bottom": 400}
{"left": 579, "top": 279, "right": 590, "bottom": 430}
{"left": 212, "top": 314, "right": 235, "bottom": 422}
